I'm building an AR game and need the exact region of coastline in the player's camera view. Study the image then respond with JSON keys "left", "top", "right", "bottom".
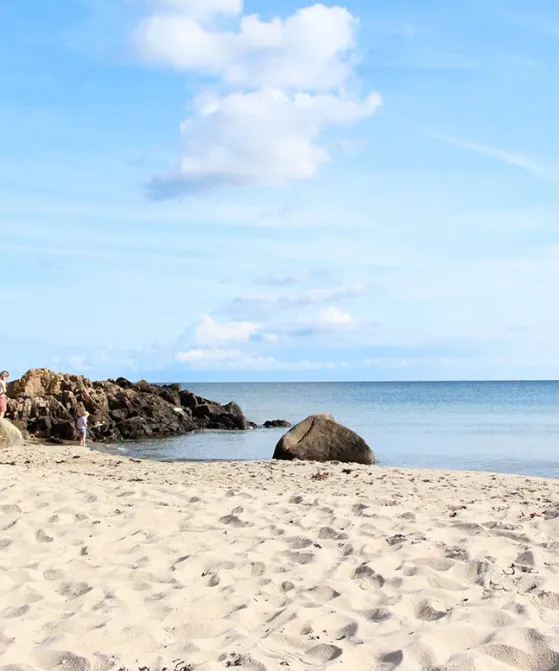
{"left": 1, "top": 442, "right": 559, "bottom": 669}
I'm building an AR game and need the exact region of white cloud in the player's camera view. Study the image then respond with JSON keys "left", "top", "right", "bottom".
{"left": 175, "top": 348, "right": 334, "bottom": 370}
{"left": 149, "top": 88, "right": 381, "bottom": 195}
{"left": 133, "top": 4, "right": 357, "bottom": 89}
{"left": 131, "top": 3, "right": 382, "bottom": 197}
{"left": 223, "top": 284, "right": 366, "bottom": 317}
{"left": 195, "top": 315, "right": 257, "bottom": 345}
{"left": 318, "top": 306, "right": 353, "bottom": 325}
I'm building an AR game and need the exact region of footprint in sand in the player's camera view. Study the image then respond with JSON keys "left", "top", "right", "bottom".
{"left": 364, "top": 607, "right": 392, "bottom": 622}
{"left": 288, "top": 536, "right": 313, "bottom": 549}
{"left": 336, "top": 621, "right": 359, "bottom": 640}
{"left": 282, "top": 551, "right": 315, "bottom": 565}
{"left": 354, "top": 564, "right": 385, "bottom": 587}
{"left": 1, "top": 604, "right": 30, "bottom": 619}
{"left": 307, "top": 584, "right": 340, "bottom": 602}
{"left": 307, "top": 644, "right": 343, "bottom": 662}
{"left": 378, "top": 650, "right": 404, "bottom": 670}
{"left": 33, "top": 650, "right": 90, "bottom": 671}
{"left": 415, "top": 601, "right": 448, "bottom": 622}
{"left": 318, "top": 527, "right": 348, "bottom": 541}
{"left": 219, "top": 514, "right": 252, "bottom": 528}
{"left": 251, "top": 562, "right": 266, "bottom": 577}
{"left": 56, "top": 582, "right": 93, "bottom": 599}
{"left": 535, "top": 591, "right": 559, "bottom": 609}
{"left": 0, "top": 505, "right": 21, "bottom": 514}
{"left": 35, "top": 529, "right": 53, "bottom": 543}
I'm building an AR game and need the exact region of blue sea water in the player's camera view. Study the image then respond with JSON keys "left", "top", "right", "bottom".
{"left": 102, "top": 381, "right": 559, "bottom": 478}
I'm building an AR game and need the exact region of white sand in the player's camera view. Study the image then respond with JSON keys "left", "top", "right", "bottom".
{"left": 1, "top": 442, "right": 559, "bottom": 670}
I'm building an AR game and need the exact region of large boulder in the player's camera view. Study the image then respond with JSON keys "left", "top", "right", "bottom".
{"left": 272, "top": 414, "right": 374, "bottom": 465}
{"left": 7, "top": 369, "right": 252, "bottom": 442}
{"left": 0, "top": 419, "right": 24, "bottom": 449}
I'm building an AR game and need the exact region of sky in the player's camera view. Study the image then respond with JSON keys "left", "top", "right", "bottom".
{"left": 1, "top": 0, "right": 559, "bottom": 382}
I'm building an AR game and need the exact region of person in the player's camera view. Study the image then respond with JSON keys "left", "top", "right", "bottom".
{"left": 77, "top": 410, "right": 89, "bottom": 447}
{"left": 0, "top": 371, "right": 8, "bottom": 420}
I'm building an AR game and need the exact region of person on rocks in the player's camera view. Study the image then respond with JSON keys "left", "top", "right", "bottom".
{"left": 77, "top": 410, "right": 89, "bottom": 447}
{"left": 0, "top": 371, "right": 8, "bottom": 420}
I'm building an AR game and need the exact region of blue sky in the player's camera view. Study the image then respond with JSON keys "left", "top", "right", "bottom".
{"left": 2, "top": 0, "right": 559, "bottom": 381}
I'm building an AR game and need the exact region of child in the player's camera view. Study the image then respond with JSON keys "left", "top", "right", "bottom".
{"left": 77, "top": 411, "right": 89, "bottom": 447}
{"left": 0, "top": 371, "right": 8, "bottom": 420}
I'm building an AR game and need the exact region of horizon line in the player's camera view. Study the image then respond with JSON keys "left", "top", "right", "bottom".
{"left": 152, "top": 378, "right": 559, "bottom": 385}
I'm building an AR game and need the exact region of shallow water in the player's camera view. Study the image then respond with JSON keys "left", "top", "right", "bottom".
{"left": 98, "top": 381, "right": 559, "bottom": 478}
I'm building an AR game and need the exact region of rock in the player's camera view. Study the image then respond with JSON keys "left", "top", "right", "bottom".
{"left": 133, "top": 380, "right": 182, "bottom": 407}
{"left": 272, "top": 414, "right": 374, "bottom": 465}
{"left": 263, "top": 419, "right": 292, "bottom": 429}
{"left": 7, "top": 368, "right": 252, "bottom": 443}
{"left": 0, "top": 419, "right": 24, "bottom": 449}
{"left": 192, "top": 401, "right": 250, "bottom": 430}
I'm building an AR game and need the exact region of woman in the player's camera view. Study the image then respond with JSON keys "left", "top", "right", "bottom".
{"left": 0, "top": 371, "right": 9, "bottom": 420}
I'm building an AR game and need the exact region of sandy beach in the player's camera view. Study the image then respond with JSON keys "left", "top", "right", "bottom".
{"left": 1, "top": 443, "right": 559, "bottom": 670}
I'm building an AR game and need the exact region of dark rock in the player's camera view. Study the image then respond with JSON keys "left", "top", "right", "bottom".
{"left": 113, "top": 377, "right": 134, "bottom": 390}
{"left": 134, "top": 380, "right": 182, "bottom": 407}
{"left": 180, "top": 390, "right": 214, "bottom": 411}
{"left": 7, "top": 368, "right": 252, "bottom": 443}
{"left": 263, "top": 419, "right": 292, "bottom": 429}
{"left": 272, "top": 414, "right": 375, "bottom": 465}
{"left": 193, "top": 401, "right": 249, "bottom": 430}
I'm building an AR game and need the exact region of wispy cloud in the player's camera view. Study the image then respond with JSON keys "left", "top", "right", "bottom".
{"left": 427, "top": 132, "right": 558, "bottom": 182}
{"left": 219, "top": 284, "right": 368, "bottom": 319}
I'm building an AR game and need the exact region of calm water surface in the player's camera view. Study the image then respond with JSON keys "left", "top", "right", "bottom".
{"left": 98, "top": 381, "right": 559, "bottom": 478}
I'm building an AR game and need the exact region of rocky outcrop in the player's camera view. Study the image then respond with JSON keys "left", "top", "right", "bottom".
{"left": 0, "top": 419, "right": 24, "bottom": 449}
{"left": 272, "top": 414, "right": 375, "bottom": 465}
{"left": 7, "top": 369, "right": 252, "bottom": 443}
{"left": 179, "top": 391, "right": 249, "bottom": 430}
{"left": 263, "top": 419, "right": 292, "bottom": 429}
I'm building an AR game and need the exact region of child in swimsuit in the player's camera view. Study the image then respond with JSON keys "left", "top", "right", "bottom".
{"left": 77, "top": 411, "right": 89, "bottom": 447}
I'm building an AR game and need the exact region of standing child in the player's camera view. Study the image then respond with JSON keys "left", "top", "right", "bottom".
{"left": 0, "top": 371, "right": 9, "bottom": 420}
{"left": 77, "top": 411, "right": 89, "bottom": 447}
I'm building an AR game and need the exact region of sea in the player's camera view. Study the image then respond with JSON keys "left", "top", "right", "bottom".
{"left": 100, "top": 381, "right": 559, "bottom": 479}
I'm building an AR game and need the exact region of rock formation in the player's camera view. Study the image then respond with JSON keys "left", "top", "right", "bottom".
{"left": 0, "top": 418, "right": 24, "bottom": 449}
{"left": 7, "top": 369, "right": 252, "bottom": 443}
{"left": 263, "top": 419, "right": 292, "bottom": 429}
{"left": 272, "top": 414, "right": 375, "bottom": 465}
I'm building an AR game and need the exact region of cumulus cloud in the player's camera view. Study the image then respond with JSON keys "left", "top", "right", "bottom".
{"left": 280, "top": 306, "right": 356, "bottom": 339}
{"left": 195, "top": 315, "right": 257, "bottom": 345}
{"left": 148, "top": 88, "right": 381, "bottom": 196}
{"left": 133, "top": 4, "right": 358, "bottom": 89}
{"left": 131, "top": 2, "right": 382, "bottom": 197}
